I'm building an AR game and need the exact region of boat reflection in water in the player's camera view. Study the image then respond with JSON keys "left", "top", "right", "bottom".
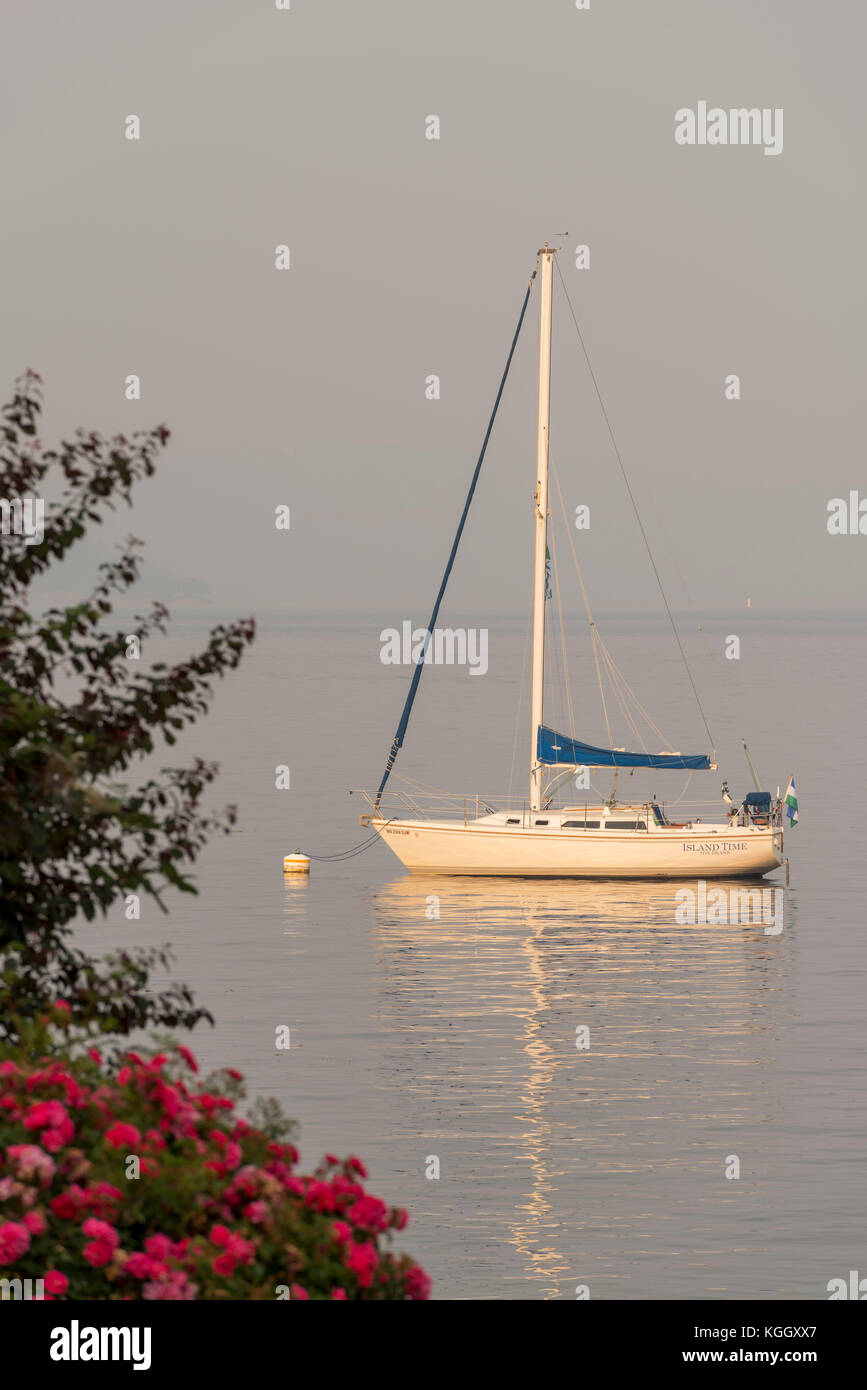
{"left": 369, "top": 873, "right": 794, "bottom": 1300}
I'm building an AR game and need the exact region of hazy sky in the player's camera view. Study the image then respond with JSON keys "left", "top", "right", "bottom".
{"left": 2, "top": 0, "right": 864, "bottom": 617}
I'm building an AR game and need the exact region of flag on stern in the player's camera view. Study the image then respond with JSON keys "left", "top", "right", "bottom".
{"left": 784, "top": 775, "right": 799, "bottom": 826}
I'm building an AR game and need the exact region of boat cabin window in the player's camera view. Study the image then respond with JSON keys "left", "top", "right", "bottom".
{"left": 563, "top": 820, "right": 600, "bottom": 828}
{"left": 535, "top": 819, "right": 548, "bottom": 826}
{"left": 506, "top": 818, "right": 520, "bottom": 825}
{"left": 605, "top": 819, "right": 646, "bottom": 830}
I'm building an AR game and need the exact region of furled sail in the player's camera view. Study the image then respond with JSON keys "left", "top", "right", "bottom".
{"left": 537, "top": 725, "right": 713, "bottom": 771}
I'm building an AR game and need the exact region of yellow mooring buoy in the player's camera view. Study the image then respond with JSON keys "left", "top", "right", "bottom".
{"left": 283, "top": 851, "right": 311, "bottom": 875}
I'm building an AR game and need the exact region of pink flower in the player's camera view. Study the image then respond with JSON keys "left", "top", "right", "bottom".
{"left": 225, "top": 1232, "right": 255, "bottom": 1263}
{"left": 124, "top": 1252, "right": 159, "bottom": 1279}
{"left": 244, "top": 1201, "right": 267, "bottom": 1224}
{"left": 22, "top": 1211, "right": 46, "bottom": 1236}
{"left": 347, "top": 1195, "right": 389, "bottom": 1233}
{"left": 331, "top": 1286, "right": 348, "bottom": 1299}
{"left": 304, "top": 1179, "right": 337, "bottom": 1213}
{"left": 406, "top": 1264, "right": 432, "bottom": 1300}
{"left": 0, "top": 1221, "right": 31, "bottom": 1264}
{"left": 144, "top": 1233, "right": 175, "bottom": 1260}
{"left": 83, "top": 1240, "right": 114, "bottom": 1268}
{"left": 228, "top": 1165, "right": 260, "bottom": 1200}
{"left": 212, "top": 1252, "right": 236, "bottom": 1277}
{"left": 22, "top": 1100, "right": 73, "bottom": 1149}
{"left": 210, "top": 1224, "right": 231, "bottom": 1248}
{"left": 266, "top": 1161, "right": 299, "bottom": 1189}
{"left": 82, "top": 1217, "right": 119, "bottom": 1250}
{"left": 175, "top": 1045, "right": 199, "bottom": 1073}
{"left": 83, "top": 1223, "right": 118, "bottom": 1265}
{"left": 23, "top": 1099, "right": 67, "bottom": 1129}
{"left": 346, "top": 1240, "right": 378, "bottom": 1289}
{"left": 143, "top": 1272, "right": 198, "bottom": 1300}
{"left": 41, "top": 1128, "right": 69, "bottom": 1153}
{"left": 104, "top": 1122, "right": 140, "bottom": 1150}
{"left": 332, "top": 1220, "right": 352, "bottom": 1245}
{"left": 50, "top": 1185, "right": 88, "bottom": 1220}
{"left": 346, "top": 1155, "right": 368, "bottom": 1179}
{"left": 331, "top": 1174, "right": 364, "bottom": 1199}
{"left": 290, "top": 1284, "right": 309, "bottom": 1299}
{"left": 5, "top": 1143, "right": 55, "bottom": 1185}
{"left": 44, "top": 1269, "right": 69, "bottom": 1295}
{"left": 85, "top": 1182, "right": 122, "bottom": 1213}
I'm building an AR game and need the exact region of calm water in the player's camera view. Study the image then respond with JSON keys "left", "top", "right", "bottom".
{"left": 77, "top": 612, "right": 866, "bottom": 1300}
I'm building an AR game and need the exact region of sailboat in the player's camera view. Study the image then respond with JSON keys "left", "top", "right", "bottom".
{"left": 357, "top": 246, "right": 785, "bottom": 878}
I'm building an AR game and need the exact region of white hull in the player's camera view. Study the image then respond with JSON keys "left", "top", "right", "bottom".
{"left": 371, "top": 815, "right": 782, "bottom": 879}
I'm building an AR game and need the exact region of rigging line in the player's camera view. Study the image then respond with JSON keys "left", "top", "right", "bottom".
{"left": 392, "top": 771, "right": 462, "bottom": 795}
{"left": 551, "top": 455, "right": 614, "bottom": 747}
{"left": 374, "top": 269, "right": 537, "bottom": 807}
{"left": 598, "top": 651, "right": 654, "bottom": 748}
{"left": 593, "top": 630, "right": 671, "bottom": 747}
{"left": 625, "top": 501, "right": 761, "bottom": 788}
{"left": 596, "top": 640, "right": 650, "bottom": 751}
{"left": 590, "top": 630, "right": 613, "bottom": 750}
{"left": 552, "top": 450, "right": 674, "bottom": 753}
{"left": 544, "top": 526, "right": 566, "bottom": 738}
{"left": 666, "top": 772, "right": 694, "bottom": 805}
{"left": 581, "top": 363, "right": 762, "bottom": 789}
{"left": 554, "top": 258, "right": 716, "bottom": 757}
{"left": 509, "top": 558, "right": 534, "bottom": 806}
{"left": 549, "top": 515, "right": 576, "bottom": 739}
{"left": 550, "top": 453, "right": 595, "bottom": 622}
{"left": 553, "top": 299, "right": 761, "bottom": 788}
{"left": 304, "top": 819, "right": 397, "bottom": 861}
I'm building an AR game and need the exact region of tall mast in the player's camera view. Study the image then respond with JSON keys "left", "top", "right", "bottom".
{"left": 530, "top": 246, "right": 554, "bottom": 812}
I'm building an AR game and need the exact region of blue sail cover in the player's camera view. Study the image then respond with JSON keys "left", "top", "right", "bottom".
{"left": 537, "top": 725, "right": 713, "bottom": 771}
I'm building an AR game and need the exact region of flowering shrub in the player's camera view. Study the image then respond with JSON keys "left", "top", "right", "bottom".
{"left": 0, "top": 1022, "right": 430, "bottom": 1301}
